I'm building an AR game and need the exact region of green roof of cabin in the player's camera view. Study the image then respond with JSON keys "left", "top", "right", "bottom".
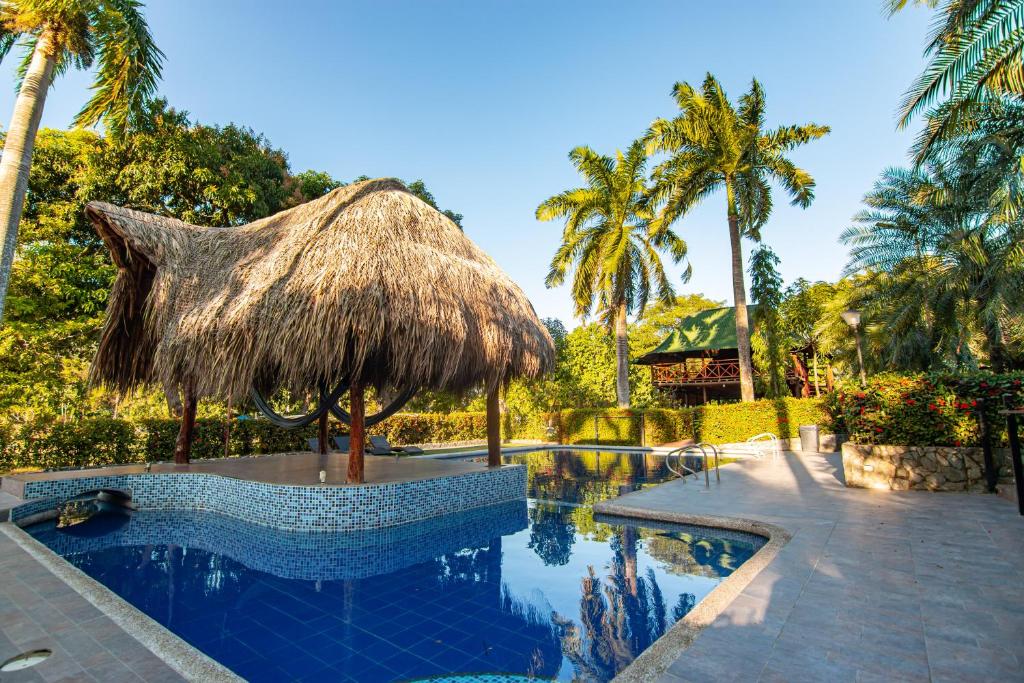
{"left": 635, "top": 306, "right": 757, "bottom": 364}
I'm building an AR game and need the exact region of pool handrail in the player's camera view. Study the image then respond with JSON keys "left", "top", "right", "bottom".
{"left": 696, "top": 442, "right": 721, "bottom": 483}
{"left": 665, "top": 445, "right": 710, "bottom": 488}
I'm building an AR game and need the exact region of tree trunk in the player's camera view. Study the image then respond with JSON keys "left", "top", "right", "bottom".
{"left": 812, "top": 349, "right": 820, "bottom": 397}
{"left": 726, "top": 179, "right": 755, "bottom": 402}
{"left": 486, "top": 384, "right": 501, "bottom": 467}
{"left": 347, "top": 381, "right": 365, "bottom": 484}
{"left": 0, "top": 32, "right": 57, "bottom": 323}
{"left": 614, "top": 302, "right": 631, "bottom": 408}
{"left": 173, "top": 388, "right": 197, "bottom": 464}
{"left": 983, "top": 318, "right": 1007, "bottom": 373}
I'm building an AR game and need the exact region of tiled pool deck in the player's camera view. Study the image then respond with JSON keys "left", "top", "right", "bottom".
{"left": 600, "top": 452, "right": 1024, "bottom": 683}
{"left": 2, "top": 451, "right": 1022, "bottom": 681}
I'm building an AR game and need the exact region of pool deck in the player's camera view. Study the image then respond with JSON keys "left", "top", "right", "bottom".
{"left": 1, "top": 451, "right": 492, "bottom": 498}
{"left": 600, "top": 452, "right": 1024, "bottom": 683}
{"left": 0, "top": 526, "right": 188, "bottom": 682}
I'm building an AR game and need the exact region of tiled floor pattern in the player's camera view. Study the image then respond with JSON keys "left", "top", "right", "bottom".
{"left": 0, "top": 530, "right": 184, "bottom": 682}
{"left": 607, "top": 453, "right": 1024, "bottom": 683}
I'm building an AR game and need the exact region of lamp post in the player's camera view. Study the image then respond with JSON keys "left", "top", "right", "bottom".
{"left": 841, "top": 309, "right": 867, "bottom": 387}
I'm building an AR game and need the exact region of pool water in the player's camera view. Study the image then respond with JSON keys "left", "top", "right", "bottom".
{"left": 25, "top": 449, "right": 763, "bottom": 682}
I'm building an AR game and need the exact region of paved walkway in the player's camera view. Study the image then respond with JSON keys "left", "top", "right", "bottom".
{"left": 606, "top": 452, "right": 1024, "bottom": 683}
{"left": 0, "top": 529, "right": 184, "bottom": 682}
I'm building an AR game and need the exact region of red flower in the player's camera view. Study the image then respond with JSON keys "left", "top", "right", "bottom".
{"left": 905, "top": 399, "right": 916, "bottom": 406}
{"left": 928, "top": 403, "right": 936, "bottom": 411}
{"left": 875, "top": 427, "right": 883, "bottom": 433}
{"left": 970, "top": 399, "right": 977, "bottom": 407}
{"left": 980, "top": 381, "right": 988, "bottom": 388}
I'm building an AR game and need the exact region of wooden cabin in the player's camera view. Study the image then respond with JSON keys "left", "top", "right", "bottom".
{"left": 634, "top": 306, "right": 823, "bottom": 405}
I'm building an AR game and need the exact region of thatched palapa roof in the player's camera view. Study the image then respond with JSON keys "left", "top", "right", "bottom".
{"left": 86, "top": 178, "right": 554, "bottom": 400}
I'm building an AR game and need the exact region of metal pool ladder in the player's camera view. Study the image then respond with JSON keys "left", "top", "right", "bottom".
{"left": 665, "top": 443, "right": 721, "bottom": 490}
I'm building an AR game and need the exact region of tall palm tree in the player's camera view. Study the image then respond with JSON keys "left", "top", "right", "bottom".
{"left": 890, "top": 0, "right": 1024, "bottom": 158}
{"left": 842, "top": 163, "right": 1024, "bottom": 370}
{"left": 538, "top": 141, "right": 689, "bottom": 408}
{"left": 645, "top": 74, "right": 828, "bottom": 401}
{"left": 0, "top": 0, "right": 163, "bottom": 322}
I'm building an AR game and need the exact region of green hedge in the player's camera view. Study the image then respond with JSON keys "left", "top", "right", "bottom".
{"left": 0, "top": 412, "right": 489, "bottom": 473}
{"left": 1, "top": 399, "right": 833, "bottom": 473}
{"left": 826, "top": 371, "right": 1024, "bottom": 446}
{"left": 555, "top": 398, "right": 827, "bottom": 446}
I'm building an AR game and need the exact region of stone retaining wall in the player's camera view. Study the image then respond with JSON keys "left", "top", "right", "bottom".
{"left": 842, "top": 443, "right": 1012, "bottom": 491}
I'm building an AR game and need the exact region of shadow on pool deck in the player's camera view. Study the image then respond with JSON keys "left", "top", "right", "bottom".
{"left": 602, "top": 452, "right": 1024, "bottom": 683}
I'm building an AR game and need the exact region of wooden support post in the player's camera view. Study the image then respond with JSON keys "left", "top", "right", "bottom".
{"left": 486, "top": 385, "right": 501, "bottom": 467}
{"left": 173, "top": 388, "right": 196, "bottom": 464}
{"left": 347, "top": 381, "right": 365, "bottom": 484}
{"left": 318, "top": 409, "right": 329, "bottom": 456}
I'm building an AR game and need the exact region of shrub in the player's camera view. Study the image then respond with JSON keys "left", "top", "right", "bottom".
{"left": 827, "top": 371, "right": 1024, "bottom": 446}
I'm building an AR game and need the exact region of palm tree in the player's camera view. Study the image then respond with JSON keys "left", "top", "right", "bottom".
{"left": 0, "top": 0, "right": 163, "bottom": 322}
{"left": 842, "top": 164, "right": 1024, "bottom": 370}
{"left": 538, "top": 141, "right": 689, "bottom": 408}
{"left": 645, "top": 74, "right": 828, "bottom": 401}
{"left": 890, "top": 0, "right": 1024, "bottom": 157}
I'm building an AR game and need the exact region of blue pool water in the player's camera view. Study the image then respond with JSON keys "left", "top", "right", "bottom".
{"left": 25, "top": 449, "right": 763, "bottom": 682}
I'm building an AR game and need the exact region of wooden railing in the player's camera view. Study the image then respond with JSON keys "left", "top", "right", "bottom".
{"left": 651, "top": 360, "right": 796, "bottom": 386}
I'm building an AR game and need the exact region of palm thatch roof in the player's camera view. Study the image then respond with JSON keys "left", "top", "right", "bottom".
{"left": 86, "top": 178, "right": 554, "bottom": 400}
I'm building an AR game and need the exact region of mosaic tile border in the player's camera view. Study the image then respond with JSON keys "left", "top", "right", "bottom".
{"left": 11, "top": 465, "right": 527, "bottom": 532}
{"left": 29, "top": 500, "right": 529, "bottom": 582}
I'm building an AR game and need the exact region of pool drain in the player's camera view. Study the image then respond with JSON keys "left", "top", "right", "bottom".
{"left": 0, "top": 649, "right": 52, "bottom": 672}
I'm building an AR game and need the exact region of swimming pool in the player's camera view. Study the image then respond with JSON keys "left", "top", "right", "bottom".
{"left": 24, "top": 449, "right": 764, "bottom": 682}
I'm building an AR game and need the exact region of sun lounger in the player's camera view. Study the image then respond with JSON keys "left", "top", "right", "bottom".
{"left": 370, "top": 435, "right": 424, "bottom": 455}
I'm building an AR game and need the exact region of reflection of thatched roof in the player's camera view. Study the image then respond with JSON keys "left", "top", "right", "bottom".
{"left": 86, "top": 178, "right": 554, "bottom": 398}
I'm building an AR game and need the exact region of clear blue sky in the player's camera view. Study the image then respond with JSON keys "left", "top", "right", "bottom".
{"left": 0, "top": 1, "right": 932, "bottom": 327}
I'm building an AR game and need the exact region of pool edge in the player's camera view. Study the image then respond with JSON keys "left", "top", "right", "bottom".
{"left": 0, "top": 521, "right": 242, "bottom": 683}
{"left": 591, "top": 499, "right": 792, "bottom": 683}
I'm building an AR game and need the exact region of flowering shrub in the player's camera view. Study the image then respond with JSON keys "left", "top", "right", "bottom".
{"left": 827, "top": 372, "right": 1024, "bottom": 446}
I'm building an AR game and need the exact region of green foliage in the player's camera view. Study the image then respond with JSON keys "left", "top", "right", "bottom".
{"left": 538, "top": 140, "right": 690, "bottom": 407}
{"left": 555, "top": 398, "right": 827, "bottom": 446}
{"left": 749, "top": 245, "right": 787, "bottom": 398}
{"left": 826, "top": 371, "right": 1024, "bottom": 446}
{"left": 0, "top": 0, "right": 164, "bottom": 136}
{"left": 633, "top": 294, "right": 723, "bottom": 338}
{"left": 841, "top": 160, "right": 1024, "bottom": 372}
{"left": 0, "top": 412, "right": 491, "bottom": 473}
{"left": 889, "top": 0, "right": 1024, "bottom": 157}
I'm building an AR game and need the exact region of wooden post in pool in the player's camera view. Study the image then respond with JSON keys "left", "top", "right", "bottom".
{"left": 173, "top": 388, "right": 197, "bottom": 464}
{"left": 348, "top": 381, "right": 366, "bottom": 484}
{"left": 318, "top": 410, "right": 329, "bottom": 456}
{"left": 486, "top": 384, "right": 501, "bottom": 467}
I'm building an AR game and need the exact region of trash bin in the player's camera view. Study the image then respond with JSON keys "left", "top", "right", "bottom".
{"left": 798, "top": 424, "right": 819, "bottom": 452}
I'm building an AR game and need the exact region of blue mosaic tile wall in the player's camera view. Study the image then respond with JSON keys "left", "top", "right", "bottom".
{"left": 29, "top": 500, "right": 529, "bottom": 581}
{"left": 12, "top": 465, "right": 527, "bottom": 532}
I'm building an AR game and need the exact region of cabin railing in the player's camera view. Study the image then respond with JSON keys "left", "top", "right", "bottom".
{"left": 651, "top": 360, "right": 796, "bottom": 386}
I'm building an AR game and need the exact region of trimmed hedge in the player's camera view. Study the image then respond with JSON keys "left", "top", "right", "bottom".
{"left": 0, "top": 399, "right": 832, "bottom": 473}
{"left": 555, "top": 398, "right": 828, "bottom": 446}
{"left": 0, "top": 412, "right": 489, "bottom": 473}
{"left": 827, "top": 371, "right": 1024, "bottom": 446}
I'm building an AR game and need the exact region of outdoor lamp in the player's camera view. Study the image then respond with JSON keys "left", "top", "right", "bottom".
{"left": 841, "top": 309, "right": 867, "bottom": 387}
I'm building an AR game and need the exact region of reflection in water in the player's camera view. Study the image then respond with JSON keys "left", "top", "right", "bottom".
{"left": 27, "top": 449, "right": 762, "bottom": 682}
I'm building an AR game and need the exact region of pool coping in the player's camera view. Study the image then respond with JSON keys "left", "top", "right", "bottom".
{"left": 592, "top": 496, "right": 793, "bottom": 683}
{"left": 0, "top": 521, "right": 241, "bottom": 682}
